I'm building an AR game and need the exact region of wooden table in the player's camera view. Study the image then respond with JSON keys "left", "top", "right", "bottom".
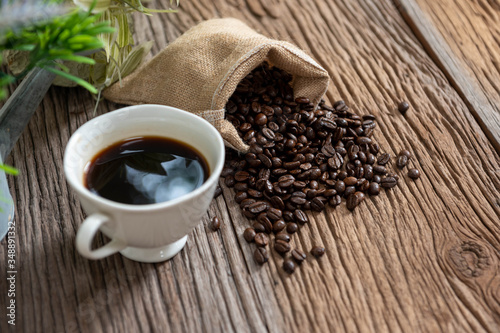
{"left": 1, "top": 0, "right": 500, "bottom": 331}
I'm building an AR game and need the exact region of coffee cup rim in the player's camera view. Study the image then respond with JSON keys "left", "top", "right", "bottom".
{"left": 64, "top": 104, "right": 225, "bottom": 211}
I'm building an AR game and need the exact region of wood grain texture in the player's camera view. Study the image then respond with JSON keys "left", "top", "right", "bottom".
{"left": 1, "top": 0, "right": 499, "bottom": 332}
{"left": 395, "top": 0, "right": 500, "bottom": 154}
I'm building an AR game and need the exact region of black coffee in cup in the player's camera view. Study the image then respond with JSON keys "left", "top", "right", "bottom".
{"left": 84, "top": 136, "right": 209, "bottom": 205}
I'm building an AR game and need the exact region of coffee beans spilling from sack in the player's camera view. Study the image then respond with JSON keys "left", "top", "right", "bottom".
{"left": 219, "top": 62, "right": 419, "bottom": 273}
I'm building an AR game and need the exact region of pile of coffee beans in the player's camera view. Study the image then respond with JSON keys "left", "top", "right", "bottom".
{"left": 218, "top": 62, "right": 419, "bottom": 274}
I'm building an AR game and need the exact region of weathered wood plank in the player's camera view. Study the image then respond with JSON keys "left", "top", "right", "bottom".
{"left": 395, "top": 0, "right": 500, "bottom": 154}
{"left": 0, "top": 0, "right": 499, "bottom": 332}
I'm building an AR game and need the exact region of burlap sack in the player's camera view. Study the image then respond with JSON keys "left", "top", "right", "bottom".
{"left": 103, "top": 18, "right": 330, "bottom": 152}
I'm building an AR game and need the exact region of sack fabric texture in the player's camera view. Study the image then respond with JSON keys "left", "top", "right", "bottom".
{"left": 103, "top": 18, "right": 330, "bottom": 152}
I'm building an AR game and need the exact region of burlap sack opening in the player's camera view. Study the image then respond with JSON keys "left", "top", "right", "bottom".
{"left": 103, "top": 18, "right": 330, "bottom": 152}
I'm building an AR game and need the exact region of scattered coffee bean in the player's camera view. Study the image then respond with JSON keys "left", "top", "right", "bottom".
{"left": 275, "top": 239, "right": 291, "bottom": 254}
{"left": 291, "top": 249, "right": 307, "bottom": 264}
{"left": 408, "top": 168, "right": 420, "bottom": 179}
{"left": 243, "top": 228, "right": 256, "bottom": 242}
{"left": 294, "top": 209, "right": 309, "bottom": 224}
{"left": 254, "top": 247, "right": 269, "bottom": 264}
{"left": 399, "top": 149, "right": 412, "bottom": 159}
{"left": 380, "top": 176, "right": 398, "bottom": 189}
{"left": 396, "top": 154, "right": 409, "bottom": 168}
{"left": 254, "top": 233, "right": 269, "bottom": 247}
{"left": 224, "top": 63, "right": 416, "bottom": 266}
{"left": 377, "top": 153, "right": 391, "bottom": 165}
{"left": 213, "top": 185, "right": 222, "bottom": 199}
{"left": 273, "top": 220, "right": 286, "bottom": 233}
{"left": 398, "top": 101, "right": 410, "bottom": 114}
{"left": 276, "top": 232, "right": 290, "bottom": 243}
{"left": 209, "top": 216, "right": 221, "bottom": 231}
{"left": 286, "top": 222, "right": 298, "bottom": 234}
{"left": 283, "top": 258, "right": 296, "bottom": 274}
{"left": 368, "top": 182, "right": 380, "bottom": 195}
{"left": 311, "top": 246, "right": 325, "bottom": 258}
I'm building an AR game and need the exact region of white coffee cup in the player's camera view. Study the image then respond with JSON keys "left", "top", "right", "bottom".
{"left": 64, "top": 104, "right": 225, "bottom": 263}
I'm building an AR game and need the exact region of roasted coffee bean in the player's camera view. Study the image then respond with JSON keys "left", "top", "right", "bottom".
{"left": 369, "top": 142, "right": 380, "bottom": 154}
{"left": 270, "top": 196, "right": 285, "bottom": 210}
{"left": 213, "top": 185, "right": 222, "bottom": 199}
{"left": 252, "top": 222, "right": 266, "bottom": 233}
{"left": 283, "top": 210, "right": 295, "bottom": 222}
{"left": 254, "top": 248, "right": 269, "bottom": 264}
{"left": 387, "top": 172, "right": 399, "bottom": 181}
{"left": 366, "top": 153, "right": 376, "bottom": 165}
{"left": 408, "top": 168, "right": 420, "bottom": 179}
{"left": 290, "top": 195, "right": 307, "bottom": 205}
{"left": 273, "top": 220, "right": 286, "bottom": 233}
{"left": 396, "top": 154, "right": 408, "bottom": 168}
{"left": 334, "top": 180, "right": 346, "bottom": 194}
{"left": 248, "top": 201, "right": 267, "bottom": 214}
{"left": 356, "top": 136, "right": 371, "bottom": 145}
{"left": 267, "top": 208, "right": 283, "bottom": 220}
{"left": 235, "top": 191, "right": 248, "bottom": 203}
{"left": 221, "top": 167, "right": 234, "bottom": 177}
{"left": 275, "top": 239, "right": 291, "bottom": 254}
{"left": 296, "top": 96, "right": 310, "bottom": 104}
{"left": 346, "top": 194, "right": 359, "bottom": 211}
{"left": 235, "top": 171, "right": 250, "bottom": 182}
{"left": 329, "top": 195, "right": 342, "bottom": 207}
{"left": 254, "top": 233, "right": 269, "bottom": 247}
{"left": 357, "top": 178, "right": 370, "bottom": 192}
{"left": 294, "top": 209, "right": 309, "bottom": 224}
{"left": 344, "top": 186, "right": 356, "bottom": 197}
{"left": 224, "top": 174, "right": 235, "bottom": 187}
{"left": 234, "top": 182, "right": 248, "bottom": 192}
{"left": 278, "top": 175, "right": 295, "bottom": 188}
{"left": 283, "top": 258, "right": 296, "bottom": 274}
{"left": 258, "top": 153, "right": 272, "bottom": 168}
{"left": 259, "top": 168, "right": 271, "bottom": 180}
{"left": 368, "top": 182, "right": 380, "bottom": 195}
{"left": 311, "top": 197, "right": 325, "bottom": 212}
{"left": 327, "top": 153, "right": 343, "bottom": 170}
{"left": 209, "top": 216, "right": 221, "bottom": 231}
{"left": 399, "top": 149, "right": 412, "bottom": 159}
{"left": 243, "top": 228, "right": 256, "bottom": 242}
{"left": 243, "top": 210, "right": 256, "bottom": 219}
{"left": 377, "top": 153, "right": 391, "bottom": 165}
{"left": 373, "top": 165, "right": 387, "bottom": 174}
{"left": 398, "top": 101, "right": 410, "bottom": 114}
{"left": 311, "top": 246, "right": 325, "bottom": 258}
{"left": 286, "top": 222, "right": 298, "bottom": 234}
{"left": 309, "top": 180, "right": 319, "bottom": 190}
{"left": 293, "top": 180, "right": 307, "bottom": 189}
{"left": 283, "top": 161, "right": 301, "bottom": 170}
{"left": 344, "top": 176, "right": 358, "bottom": 186}
{"left": 257, "top": 214, "right": 273, "bottom": 233}
{"left": 276, "top": 232, "right": 290, "bottom": 243}
{"left": 272, "top": 157, "right": 283, "bottom": 168}
{"left": 255, "top": 113, "right": 268, "bottom": 126}
{"left": 262, "top": 127, "right": 276, "bottom": 140}
{"left": 291, "top": 249, "right": 307, "bottom": 264}
{"left": 324, "top": 189, "right": 337, "bottom": 197}
{"left": 248, "top": 189, "right": 263, "bottom": 198}
{"left": 240, "top": 198, "right": 256, "bottom": 209}
{"left": 380, "top": 176, "right": 398, "bottom": 188}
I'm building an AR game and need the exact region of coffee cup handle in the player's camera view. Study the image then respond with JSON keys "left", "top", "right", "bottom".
{"left": 76, "top": 213, "right": 127, "bottom": 260}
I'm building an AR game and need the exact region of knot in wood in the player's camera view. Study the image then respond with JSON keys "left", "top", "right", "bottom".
{"left": 449, "top": 241, "right": 490, "bottom": 278}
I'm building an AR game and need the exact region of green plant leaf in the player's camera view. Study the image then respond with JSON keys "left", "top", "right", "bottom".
{"left": 0, "top": 164, "right": 19, "bottom": 176}
{"left": 44, "top": 66, "right": 98, "bottom": 94}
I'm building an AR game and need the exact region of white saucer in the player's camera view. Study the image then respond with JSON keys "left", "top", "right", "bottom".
{"left": 119, "top": 236, "right": 188, "bottom": 263}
